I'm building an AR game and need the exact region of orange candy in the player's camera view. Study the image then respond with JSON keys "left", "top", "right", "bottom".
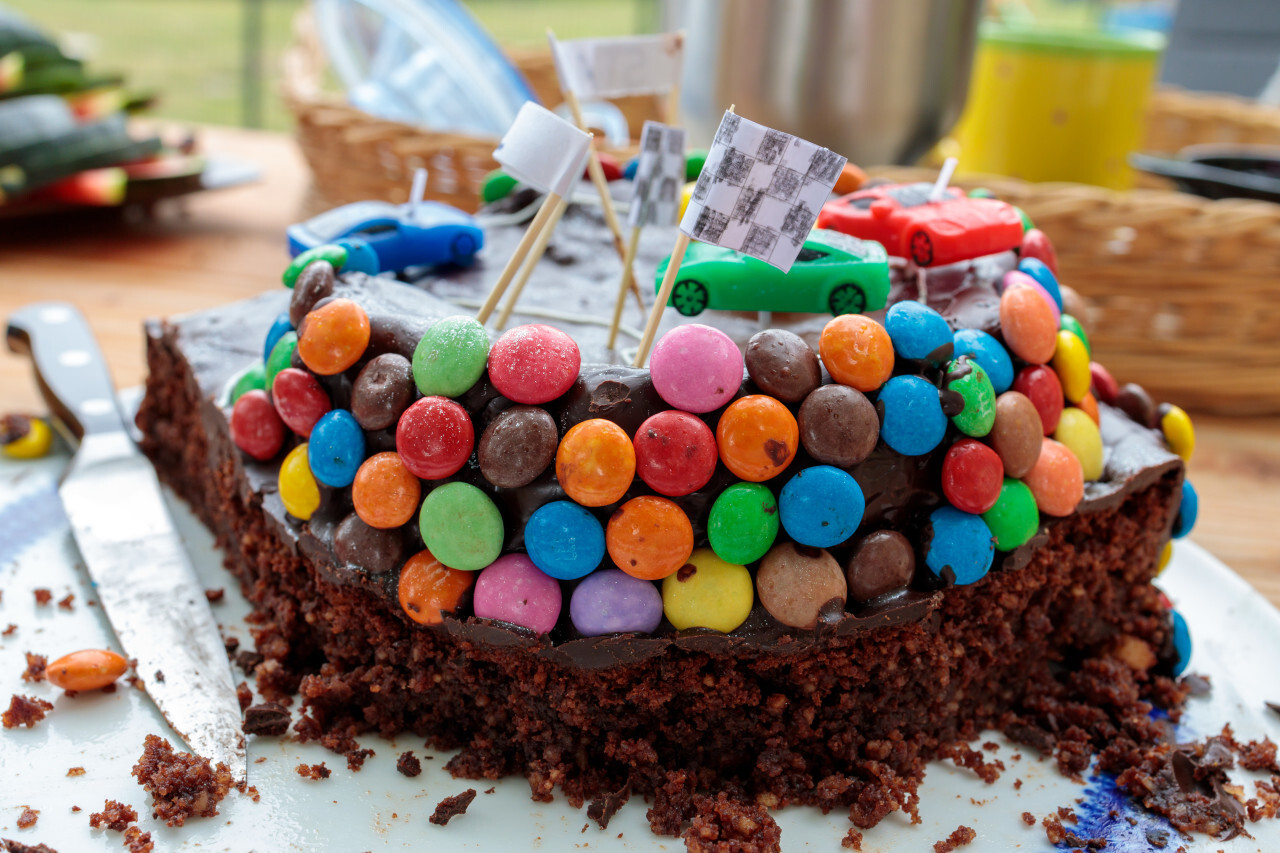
{"left": 1078, "top": 391, "right": 1100, "bottom": 426}
{"left": 999, "top": 286, "right": 1057, "bottom": 365}
{"left": 716, "top": 395, "right": 798, "bottom": 482}
{"left": 352, "top": 452, "right": 421, "bottom": 529}
{"left": 1023, "top": 437, "right": 1084, "bottom": 517}
{"left": 607, "top": 496, "right": 694, "bottom": 580}
{"left": 398, "top": 549, "right": 474, "bottom": 625}
{"left": 819, "top": 315, "right": 894, "bottom": 392}
{"left": 556, "top": 419, "right": 636, "bottom": 507}
{"left": 45, "top": 649, "right": 128, "bottom": 692}
{"left": 833, "top": 162, "right": 868, "bottom": 195}
{"left": 298, "top": 298, "right": 371, "bottom": 375}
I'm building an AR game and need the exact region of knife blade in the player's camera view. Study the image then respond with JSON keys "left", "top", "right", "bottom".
{"left": 7, "top": 301, "right": 246, "bottom": 782}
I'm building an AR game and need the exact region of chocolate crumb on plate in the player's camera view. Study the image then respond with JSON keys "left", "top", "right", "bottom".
{"left": 242, "top": 702, "right": 290, "bottom": 737}
{"left": 15, "top": 808, "right": 37, "bottom": 829}
{"left": 2, "top": 624, "right": 16, "bottom": 637}
{"left": 223, "top": 636, "right": 239, "bottom": 657}
{"left": 932, "top": 824, "right": 976, "bottom": 852}
{"left": 234, "top": 649, "right": 264, "bottom": 675}
{"left": 682, "top": 793, "right": 781, "bottom": 853}
{"left": 346, "top": 748, "right": 375, "bottom": 771}
{"left": 396, "top": 752, "right": 421, "bottom": 778}
{"left": 65, "top": 767, "right": 84, "bottom": 777}
{"left": 1021, "top": 811, "right": 1035, "bottom": 826}
{"left": 88, "top": 800, "right": 137, "bottom": 832}
{"left": 296, "top": 762, "right": 330, "bottom": 780}
{"left": 2, "top": 840, "right": 59, "bottom": 853}
{"left": 32, "top": 589, "right": 51, "bottom": 606}
{"left": 20, "top": 653, "right": 45, "bottom": 683}
{"left": 131, "top": 734, "right": 233, "bottom": 827}
{"left": 56, "top": 594, "right": 73, "bottom": 611}
{"left": 483, "top": 787, "right": 495, "bottom": 795}
{"left": 429, "top": 789, "right": 477, "bottom": 826}
{"left": 122, "top": 826, "right": 153, "bottom": 853}
{"left": 586, "top": 782, "right": 630, "bottom": 830}
{"left": 204, "top": 588, "right": 225, "bottom": 603}
{"left": 235, "top": 682, "right": 252, "bottom": 713}
{"left": 841, "top": 827, "right": 863, "bottom": 849}
{"left": 3, "top": 695, "right": 52, "bottom": 729}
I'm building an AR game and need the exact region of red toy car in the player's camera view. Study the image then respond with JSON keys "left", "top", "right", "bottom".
{"left": 817, "top": 182, "right": 1024, "bottom": 267}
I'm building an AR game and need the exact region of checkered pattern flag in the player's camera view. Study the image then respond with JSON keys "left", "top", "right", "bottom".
{"left": 680, "top": 111, "right": 846, "bottom": 272}
{"left": 550, "top": 33, "right": 684, "bottom": 99}
{"left": 493, "top": 102, "right": 592, "bottom": 198}
{"left": 627, "top": 121, "right": 687, "bottom": 229}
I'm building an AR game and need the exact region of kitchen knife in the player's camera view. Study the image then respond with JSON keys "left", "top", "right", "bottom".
{"left": 7, "top": 301, "right": 246, "bottom": 782}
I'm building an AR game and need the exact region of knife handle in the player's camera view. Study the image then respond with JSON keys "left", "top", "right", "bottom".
{"left": 6, "top": 301, "right": 126, "bottom": 440}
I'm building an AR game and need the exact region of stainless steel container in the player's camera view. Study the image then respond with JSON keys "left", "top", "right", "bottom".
{"left": 661, "top": 0, "right": 984, "bottom": 165}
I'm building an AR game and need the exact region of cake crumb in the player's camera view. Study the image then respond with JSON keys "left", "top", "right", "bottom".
{"left": 683, "top": 793, "right": 781, "bottom": 853}
{"left": 122, "top": 826, "right": 153, "bottom": 853}
{"left": 242, "top": 703, "right": 290, "bottom": 737}
{"left": 841, "top": 827, "right": 863, "bottom": 849}
{"left": 3, "top": 695, "right": 52, "bottom": 728}
{"left": 66, "top": 767, "right": 84, "bottom": 777}
{"left": 88, "top": 800, "right": 137, "bottom": 832}
{"left": 346, "top": 748, "right": 375, "bottom": 771}
{"left": 70, "top": 807, "right": 80, "bottom": 813}
{"left": 1057, "top": 806, "right": 1078, "bottom": 824}
{"left": 1021, "top": 811, "right": 1035, "bottom": 826}
{"left": 223, "top": 636, "right": 240, "bottom": 657}
{"left": 396, "top": 752, "right": 421, "bottom": 778}
{"left": 33, "top": 589, "right": 51, "bottom": 606}
{"left": 587, "top": 783, "right": 630, "bottom": 830}
{"left": 20, "top": 653, "right": 46, "bottom": 683}
{"left": 1236, "top": 737, "right": 1279, "bottom": 772}
{"left": 235, "top": 682, "right": 253, "bottom": 714}
{"left": 56, "top": 594, "right": 74, "bottom": 611}
{"left": 254, "top": 757, "right": 266, "bottom": 765}
{"left": 484, "top": 787, "right": 495, "bottom": 795}
{"left": 429, "top": 789, "right": 477, "bottom": 826}
{"left": 940, "top": 742, "right": 1004, "bottom": 783}
{"left": 1, "top": 840, "right": 59, "bottom": 852}
{"left": 131, "top": 734, "right": 233, "bottom": 826}
{"left": 204, "top": 588, "right": 224, "bottom": 603}
{"left": 1014, "top": 778, "right": 1023, "bottom": 790}
{"left": 16, "top": 808, "right": 37, "bottom": 829}
{"left": 2, "top": 624, "right": 16, "bottom": 637}
{"left": 982, "top": 741, "right": 999, "bottom": 751}
{"left": 296, "top": 762, "right": 330, "bottom": 781}
{"left": 234, "top": 649, "right": 264, "bottom": 675}
{"left": 932, "top": 825, "right": 976, "bottom": 852}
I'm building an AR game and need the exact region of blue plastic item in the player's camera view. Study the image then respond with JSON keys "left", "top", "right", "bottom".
{"left": 288, "top": 200, "right": 484, "bottom": 273}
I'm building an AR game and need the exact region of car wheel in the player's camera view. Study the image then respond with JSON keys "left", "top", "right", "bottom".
{"left": 909, "top": 230, "right": 934, "bottom": 266}
{"left": 672, "top": 280, "right": 708, "bottom": 316}
{"left": 828, "top": 283, "right": 868, "bottom": 316}
{"left": 451, "top": 233, "right": 477, "bottom": 264}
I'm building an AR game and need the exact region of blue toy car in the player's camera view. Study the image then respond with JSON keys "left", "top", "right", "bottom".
{"left": 286, "top": 200, "right": 484, "bottom": 273}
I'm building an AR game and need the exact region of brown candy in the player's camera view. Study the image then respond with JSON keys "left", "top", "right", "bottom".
{"left": 1059, "top": 284, "right": 1088, "bottom": 325}
{"left": 1115, "top": 382, "right": 1157, "bottom": 429}
{"left": 744, "top": 329, "right": 821, "bottom": 403}
{"left": 478, "top": 405, "right": 558, "bottom": 489}
{"left": 351, "top": 354, "right": 415, "bottom": 431}
{"left": 756, "top": 541, "right": 847, "bottom": 629}
{"left": 989, "top": 391, "right": 1043, "bottom": 479}
{"left": 797, "top": 384, "right": 879, "bottom": 467}
{"left": 846, "top": 530, "right": 915, "bottom": 602}
{"left": 289, "top": 260, "right": 336, "bottom": 327}
{"left": 334, "top": 513, "right": 405, "bottom": 574}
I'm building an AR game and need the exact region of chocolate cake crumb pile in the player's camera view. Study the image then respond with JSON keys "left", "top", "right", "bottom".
{"left": 682, "top": 793, "right": 781, "bottom": 852}
{"left": 296, "top": 762, "right": 330, "bottom": 780}
{"left": 2, "top": 695, "right": 52, "bottom": 729}
{"left": 429, "top": 789, "right": 476, "bottom": 826}
{"left": 2, "top": 840, "right": 58, "bottom": 853}
{"left": 1042, "top": 813, "right": 1105, "bottom": 848}
{"left": 932, "top": 824, "right": 976, "bottom": 852}
{"left": 131, "top": 735, "right": 233, "bottom": 826}
{"left": 346, "top": 748, "right": 375, "bottom": 771}
{"left": 32, "top": 590, "right": 51, "bottom": 606}
{"left": 396, "top": 751, "right": 422, "bottom": 778}
{"left": 15, "top": 808, "right": 37, "bottom": 829}
{"left": 20, "top": 654, "right": 45, "bottom": 683}
{"left": 122, "top": 826, "right": 153, "bottom": 853}
{"left": 587, "top": 783, "right": 630, "bottom": 829}
{"left": 242, "top": 702, "right": 290, "bottom": 736}
{"left": 88, "top": 800, "right": 138, "bottom": 832}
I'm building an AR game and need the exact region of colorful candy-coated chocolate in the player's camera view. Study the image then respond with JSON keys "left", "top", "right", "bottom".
{"left": 1012, "top": 365, "right": 1064, "bottom": 435}
{"left": 607, "top": 496, "right": 693, "bottom": 581}
{"left": 1020, "top": 228, "right": 1058, "bottom": 276}
{"left": 661, "top": 548, "right": 753, "bottom": 633}
{"left": 265, "top": 331, "right": 298, "bottom": 388}
{"left": 1157, "top": 540, "right": 1173, "bottom": 575}
{"left": 308, "top": 409, "right": 365, "bottom": 487}
{"left": 413, "top": 315, "right": 491, "bottom": 398}
{"left": 569, "top": 568, "right": 664, "bottom": 636}
{"left": 1078, "top": 391, "right": 1100, "bottom": 426}
{"left": 1052, "top": 330, "right": 1091, "bottom": 404}
{"left": 1171, "top": 610, "right": 1191, "bottom": 677}
{"left": 596, "top": 151, "right": 624, "bottom": 182}
{"left": 989, "top": 391, "right": 1043, "bottom": 478}
{"left": 44, "top": 649, "right": 128, "bottom": 692}
{"left": 263, "top": 312, "right": 293, "bottom": 362}
{"left": 756, "top": 541, "right": 847, "bottom": 630}
{"left": 284, "top": 244, "right": 347, "bottom": 288}
{"left": 1014, "top": 205, "right": 1034, "bottom": 232}
{"left": 481, "top": 169, "right": 518, "bottom": 203}
{"left": 797, "top": 384, "right": 878, "bottom": 467}
{"left": 418, "top": 482, "right": 504, "bottom": 571}
{"left": 945, "top": 358, "right": 996, "bottom": 438}
{"left": 298, "top": 298, "right": 371, "bottom": 376}
{"left": 707, "top": 482, "right": 779, "bottom": 566}
{"left": 845, "top": 530, "right": 915, "bottom": 602}
{"left": 1003, "top": 271, "right": 1061, "bottom": 326}
{"left": 834, "top": 161, "right": 868, "bottom": 195}
{"left": 884, "top": 300, "right": 953, "bottom": 363}
{"left": 952, "top": 328, "right": 1014, "bottom": 394}
{"left": 715, "top": 395, "right": 799, "bottom": 482}
{"left": 230, "top": 362, "right": 267, "bottom": 403}
{"left": 1115, "top": 382, "right": 1157, "bottom": 429}
{"left": 923, "top": 506, "right": 994, "bottom": 586}
{"left": 352, "top": 451, "right": 421, "bottom": 529}
{"left": 685, "top": 149, "right": 708, "bottom": 181}
{"left": 1059, "top": 313, "right": 1090, "bottom": 355}
{"left": 272, "top": 367, "right": 332, "bottom": 437}
{"left": 395, "top": 396, "right": 474, "bottom": 480}
{"left": 981, "top": 478, "right": 1039, "bottom": 551}
{"left": 1172, "top": 479, "right": 1198, "bottom": 539}
{"left": 999, "top": 284, "right": 1058, "bottom": 365}
{"left": 289, "top": 261, "right": 335, "bottom": 326}
{"left": 279, "top": 443, "right": 321, "bottom": 520}
{"left": 1054, "top": 407, "right": 1103, "bottom": 481}
{"left": 556, "top": 419, "right": 636, "bottom": 507}
{"left": 1059, "top": 285, "right": 1087, "bottom": 326}
{"left": 525, "top": 500, "right": 606, "bottom": 580}
{"left": 334, "top": 513, "right": 404, "bottom": 573}
{"left": 745, "top": 329, "right": 821, "bottom": 403}
{"left": 819, "top": 314, "right": 894, "bottom": 392}
{"left": 877, "top": 375, "right": 946, "bottom": 456}
{"left": 633, "top": 410, "right": 718, "bottom": 497}
{"left": 229, "top": 389, "right": 286, "bottom": 461}
{"left": 623, "top": 158, "right": 639, "bottom": 180}
{"left": 334, "top": 238, "right": 380, "bottom": 275}
{"left": 473, "top": 554, "right": 562, "bottom": 635}
{"left": 1016, "top": 257, "right": 1063, "bottom": 312}
{"left": 478, "top": 405, "right": 559, "bottom": 489}
{"left": 1024, "top": 437, "right": 1084, "bottom": 517}
{"left": 942, "top": 438, "right": 1004, "bottom": 514}
{"left": 488, "top": 324, "right": 581, "bottom": 405}
{"left": 398, "top": 549, "right": 474, "bottom": 625}
{"left": 351, "top": 353, "right": 415, "bottom": 431}
{"left": 649, "top": 324, "right": 743, "bottom": 413}
{"left": 1089, "top": 362, "right": 1118, "bottom": 405}
{"left": 1160, "top": 404, "right": 1195, "bottom": 461}
{"left": 779, "top": 465, "right": 865, "bottom": 548}
{"left": 2, "top": 416, "right": 52, "bottom": 460}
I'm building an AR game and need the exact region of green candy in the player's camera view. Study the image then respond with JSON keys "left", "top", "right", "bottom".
{"left": 967, "top": 187, "right": 995, "bottom": 199}
{"left": 481, "top": 169, "right": 518, "bottom": 204}
{"left": 419, "top": 482, "right": 504, "bottom": 571}
{"left": 1060, "top": 313, "right": 1091, "bottom": 356}
{"left": 1014, "top": 205, "right": 1034, "bottom": 233}
{"left": 230, "top": 362, "right": 267, "bottom": 403}
{"left": 946, "top": 359, "right": 996, "bottom": 438}
{"left": 707, "top": 483, "right": 779, "bottom": 565}
{"left": 284, "top": 245, "right": 347, "bottom": 288}
{"left": 982, "top": 478, "right": 1039, "bottom": 551}
{"left": 265, "top": 332, "right": 298, "bottom": 388}
{"left": 685, "top": 149, "right": 708, "bottom": 182}
{"left": 413, "top": 316, "right": 491, "bottom": 397}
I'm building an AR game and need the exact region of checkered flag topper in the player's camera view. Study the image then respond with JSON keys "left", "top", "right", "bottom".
{"left": 680, "top": 111, "right": 846, "bottom": 273}
{"left": 628, "top": 121, "right": 687, "bottom": 229}
{"left": 550, "top": 32, "right": 684, "bottom": 100}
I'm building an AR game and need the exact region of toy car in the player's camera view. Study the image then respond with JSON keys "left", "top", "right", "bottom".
{"left": 655, "top": 229, "right": 890, "bottom": 317}
{"left": 287, "top": 200, "right": 484, "bottom": 273}
{"left": 817, "top": 182, "right": 1023, "bottom": 267}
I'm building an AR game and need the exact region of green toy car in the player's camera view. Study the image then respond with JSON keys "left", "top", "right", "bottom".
{"left": 655, "top": 229, "right": 891, "bottom": 317}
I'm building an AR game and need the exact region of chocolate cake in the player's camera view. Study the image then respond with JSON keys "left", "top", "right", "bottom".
{"left": 136, "top": 194, "right": 1199, "bottom": 845}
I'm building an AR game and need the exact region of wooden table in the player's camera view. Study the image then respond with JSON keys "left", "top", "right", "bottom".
{"left": 2, "top": 126, "right": 1277, "bottom": 607}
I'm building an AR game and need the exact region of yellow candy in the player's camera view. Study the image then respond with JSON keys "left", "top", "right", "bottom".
{"left": 279, "top": 443, "right": 320, "bottom": 520}
{"left": 660, "top": 547, "right": 753, "bottom": 633}
{"left": 3, "top": 417, "right": 52, "bottom": 459}
{"left": 1052, "top": 330, "right": 1091, "bottom": 404}
{"left": 1156, "top": 540, "right": 1173, "bottom": 575}
{"left": 1054, "top": 407, "right": 1103, "bottom": 481}
{"left": 1161, "top": 405, "right": 1195, "bottom": 462}
{"left": 679, "top": 181, "right": 696, "bottom": 222}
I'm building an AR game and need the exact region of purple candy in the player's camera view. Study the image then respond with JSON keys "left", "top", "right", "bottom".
{"left": 569, "top": 569, "right": 664, "bottom": 637}
{"left": 1001, "top": 271, "right": 1061, "bottom": 324}
{"left": 473, "top": 554, "right": 562, "bottom": 634}
{"left": 649, "top": 324, "right": 743, "bottom": 413}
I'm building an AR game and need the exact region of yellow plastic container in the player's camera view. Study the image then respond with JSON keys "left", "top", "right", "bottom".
{"left": 953, "top": 24, "right": 1165, "bottom": 189}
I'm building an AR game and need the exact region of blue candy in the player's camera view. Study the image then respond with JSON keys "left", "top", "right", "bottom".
{"left": 884, "top": 301, "right": 953, "bottom": 362}
{"left": 1017, "top": 257, "right": 1063, "bottom": 312}
{"left": 878, "top": 375, "right": 947, "bottom": 456}
{"left": 924, "top": 506, "right": 995, "bottom": 585}
{"left": 308, "top": 409, "right": 366, "bottom": 487}
{"left": 623, "top": 157, "right": 639, "bottom": 180}
{"left": 952, "top": 329, "right": 1014, "bottom": 394}
{"left": 1171, "top": 610, "right": 1191, "bottom": 676}
{"left": 334, "top": 238, "right": 381, "bottom": 276}
{"left": 779, "top": 465, "right": 865, "bottom": 548}
{"left": 525, "top": 500, "right": 606, "bottom": 580}
{"left": 263, "top": 312, "right": 293, "bottom": 363}
{"left": 1172, "top": 479, "right": 1198, "bottom": 539}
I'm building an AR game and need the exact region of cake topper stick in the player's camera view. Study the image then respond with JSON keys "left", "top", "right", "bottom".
{"left": 634, "top": 230, "right": 690, "bottom": 366}
{"left": 609, "top": 224, "right": 644, "bottom": 348}
{"left": 929, "top": 156, "right": 959, "bottom": 203}
{"left": 409, "top": 167, "right": 428, "bottom": 219}
{"left": 476, "top": 194, "right": 562, "bottom": 324}
{"left": 495, "top": 196, "right": 570, "bottom": 331}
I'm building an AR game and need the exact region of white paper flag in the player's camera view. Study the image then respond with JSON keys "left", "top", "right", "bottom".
{"left": 680, "top": 111, "right": 847, "bottom": 273}
{"left": 494, "top": 102, "right": 592, "bottom": 198}
{"left": 549, "top": 33, "right": 684, "bottom": 99}
{"left": 627, "top": 121, "right": 687, "bottom": 229}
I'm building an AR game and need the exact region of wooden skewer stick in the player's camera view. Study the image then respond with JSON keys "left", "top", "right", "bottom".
{"left": 495, "top": 196, "right": 570, "bottom": 331}
{"left": 634, "top": 232, "right": 690, "bottom": 367}
{"left": 665, "top": 32, "right": 683, "bottom": 127}
{"left": 476, "top": 192, "right": 561, "bottom": 324}
{"left": 608, "top": 224, "right": 644, "bottom": 349}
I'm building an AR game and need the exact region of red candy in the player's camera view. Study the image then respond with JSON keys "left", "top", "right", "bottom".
{"left": 941, "top": 438, "right": 1004, "bottom": 514}
{"left": 396, "top": 396, "right": 474, "bottom": 480}
{"left": 1012, "top": 365, "right": 1064, "bottom": 435}
{"left": 230, "top": 390, "right": 286, "bottom": 461}
{"left": 1021, "top": 228, "right": 1058, "bottom": 276}
{"left": 595, "top": 152, "right": 624, "bottom": 182}
{"left": 272, "top": 367, "right": 332, "bottom": 436}
{"left": 633, "top": 410, "right": 718, "bottom": 497}
{"left": 1089, "top": 361, "right": 1119, "bottom": 405}
{"left": 487, "top": 324, "right": 581, "bottom": 405}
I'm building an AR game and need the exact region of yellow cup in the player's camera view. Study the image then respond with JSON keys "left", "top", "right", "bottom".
{"left": 952, "top": 24, "right": 1164, "bottom": 189}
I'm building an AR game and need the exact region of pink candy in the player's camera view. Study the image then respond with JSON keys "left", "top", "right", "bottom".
{"left": 649, "top": 324, "right": 744, "bottom": 413}
{"left": 473, "top": 553, "right": 562, "bottom": 634}
{"left": 488, "top": 324, "right": 581, "bottom": 405}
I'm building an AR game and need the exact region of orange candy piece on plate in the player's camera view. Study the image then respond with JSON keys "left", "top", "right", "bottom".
{"left": 398, "top": 549, "right": 474, "bottom": 625}
{"left": 819, "top": 314, "right": 894, "bottom": 392}
{"left": 1023, "top": 437, "right": 1084, "bottom": 517}
{"left": 999, "top": 286, "right": 1057, "bottom": 365}
{"left": 607, "top": 496, "right": 694, "bottom": 580}
{"left": 45, "top": 649, "right": 128, "bottom": 691}
{"left": 716, "top": 395, "right": 799, "bottom": 482}
{"left": 556, "top": 419, "right": 636, "bottom": 507}
{"left": 298, "top": 297, "right": 371, "bottom": 375}
{"left": 352, "top": 452, "right": 421, "bottom": 529}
